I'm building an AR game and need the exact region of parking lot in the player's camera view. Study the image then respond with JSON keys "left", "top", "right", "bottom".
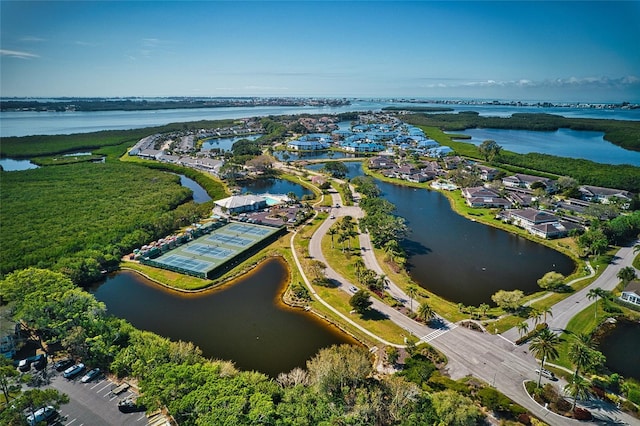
{"left": 42, "top": 368, "right": 150, "bottom": 426}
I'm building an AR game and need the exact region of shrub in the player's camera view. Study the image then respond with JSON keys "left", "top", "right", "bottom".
{"left": 573, "top": 407, "right": 592, "bottom": 420}
{"left": 556, "top": 398, "right": 572, "bottom": 412}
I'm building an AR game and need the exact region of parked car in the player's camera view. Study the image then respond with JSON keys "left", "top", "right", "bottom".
{"left": 535, "top": 368, "right": 557, "bottom": 380}
{"left": 26, "top": 405, "right": 57, "bottom": 426}
{"left": 118, "top": 397, "right": 145, "bottom": 413}
{"left": 80, "top": 368, "right": 101, "bottom": 383}
{"left": 54, "top": 358, "right": 74, "bottom": 372}
{"left": 349, "top": 286, "right": 359, "bottom": 293}
{"left": 32, "top": 354, "right": 47, "bottom": 371}
{"left": 18, "top": 358, "right": 32, "bottom": 372}
{"left": 63, "top": 362, "right": 85, "bottom": 379}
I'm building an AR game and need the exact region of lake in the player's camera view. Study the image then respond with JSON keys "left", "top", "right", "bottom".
{"left": 89, "top": 258, "right": 358, "bottom": 377}
{"left": 449, "top": 127, "right": 640, "bottom": 166}
{"left": 314, "top": 161, "right": 575, "bottom": 306}
{"left": 0, "top": 158, "right": 39, "bottom": 171}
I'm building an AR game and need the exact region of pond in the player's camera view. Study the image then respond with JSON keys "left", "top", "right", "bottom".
{"left": 448, "top": 128, "right": 640, "bottom": 166}
{"left": 89, "top": 258, "right": 358, "bottom": 377}
{"left": 200, "top": 134, "right": 262, "bottom": 152}
{"left": 598, "top": 320, "right": 640, "bottom": 380}
{"left": 311, "top": 161, "right": 575, "bottom": 306}
{"left": 0, "top": 158, "right": 39, "bottom": 171}
{"left": 239, "top": 178, "right": 313, "bottom": 200}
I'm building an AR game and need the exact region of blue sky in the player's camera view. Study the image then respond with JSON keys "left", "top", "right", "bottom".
{"left": 1, "top": 1, "right": 639, "bottom": 102}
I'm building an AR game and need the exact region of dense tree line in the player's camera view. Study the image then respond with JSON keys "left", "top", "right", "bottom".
{"left": 0, "top": 269, "right": 491, "bottom": 425}
{"left": 0, "top": 162, "right": 215, "bottom": 283}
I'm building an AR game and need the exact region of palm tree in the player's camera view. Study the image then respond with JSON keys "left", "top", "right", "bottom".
{"left": 328, "top": 227, "right": 338, "bottom": 249}
{"left": 406, "top": 284, "right": 418, "bottom": 312}
{"left": 353, "top": 258, "right": 365, "bottom": 281}
{"left": 565, "top": 374, "right": 591, "bottom": 411}
{"left": 633, "top": 243, "right": 640, "bottom": 254}
{"left": 516, "top": 321, "right": 530, "bottom": 338}
{"left": 542, "top": 306, "right": 553, "bottom": 324}
{"left": 529, "top": 308, "right": 543, "bottom": 327}
{"left": 617, "top": 266, "right": 637, "bottom": 285}
{"left": 587, "top": 287, "right": 605, "bottom": 320}
{"left": 567, "top": 336, "right": 603, "bottom": 381}
{"left": 529, "top": 328, "right": 560, "bottom": 387}
{"left": 417, "top": 302, "right": 435, "bottom": 324}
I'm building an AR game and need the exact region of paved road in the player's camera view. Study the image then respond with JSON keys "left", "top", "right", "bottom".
{"left": 301, "top": 184, "right": 637, "bottom": 425}
{"left": 502, "top": 241, "right": 639, "bottom": 342}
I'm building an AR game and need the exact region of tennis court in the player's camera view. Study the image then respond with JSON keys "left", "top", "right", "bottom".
{"left": 141, "top": 221, "right": 285, "bottom": 279}
{"left": 159, "top": 254, "right": 211, "bottom": 272}
{"left": 226, "top": 223, "right": 273, "bottom": 236}
{"left": 206, "top": 234, "right": 252, "bottom": 247}
{"left": 184, "top": 243, "right": 235, "bottom": 259}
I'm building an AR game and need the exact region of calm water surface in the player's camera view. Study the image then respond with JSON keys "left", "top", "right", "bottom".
{"left": 90, "top": 258, "right": 357, "bottom": 376}
{"left": 322, "top": 162, "right": 575, "bottom": 305}
{"left": 178, "top": 175, "right": 212, "bottom": 203}
{"left": 451, "top": 128, "right": 640, "bottom": 166}
{"left": 201, "top": 134, "right": 261, "bottom": 152}
{"left": 3, "top": 102, "right": 638, "bottom": 137}
{"left": 0, "top": 158, "right": 39, "bottom": 171}
{"left": 598, "top": 320, "right": 640, "bottom": 380}
{"left": 239, "top": 178, "right": 312, "bottom": 199}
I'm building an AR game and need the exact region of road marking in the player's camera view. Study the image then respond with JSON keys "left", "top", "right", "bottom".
{"left": 90, "top": 379, "right": 105, "bottom": 389}
{"left": 136, "top": 414, "right": 146, "bottom": 422}
{"left": 97, "top": 383, "right": 112, "bottom": 395}
{"left": 420, "top": 323, "right": 458, "bottom": 343}
{"left": 65, "top": 419, "right": 77, "bottom": 425}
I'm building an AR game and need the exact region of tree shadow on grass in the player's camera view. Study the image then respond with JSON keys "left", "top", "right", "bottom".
{"left": 361, "top": 308, "right": 389, "bottom": 321}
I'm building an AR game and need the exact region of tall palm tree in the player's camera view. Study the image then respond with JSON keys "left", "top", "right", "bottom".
{"left": 328, "top": 227, "right": 338, "bottom": 249}
{"left": 565, "top": 374, "right": 591, "bottom": 411}
{"left": 517, "top": 321, "right": 530, "bottom": 338}
{"left": 586, "top": 287, "right": 605, "bottom": 320}
{"left": 542, "top": 306, "right": 553, "bottom": 324}
{"left": 406, "top": 284, "right": 418, "bottom": 312}
{"left": 353, "top": 258, "right": 365, "bottom": 281}
{"left": 417, "top": 302, "right": 435, "bottom": 324}
{"left": 568, "top": 336, "right": 604, "bottom": 381}
{"left": 529, "top": 328, "right": 560, "bottom": 387}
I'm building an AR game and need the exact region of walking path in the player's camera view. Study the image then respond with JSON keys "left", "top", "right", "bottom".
{"left": 502, "top": 244, "right": 639, "bottom": 342}
{"left": 286, "top": 164, "right": 637, "bottom": 425}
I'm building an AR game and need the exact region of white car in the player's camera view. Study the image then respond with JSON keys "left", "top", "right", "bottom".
{"left": 535, "top": 368, "right": 556, "bottom": 380}
{"left": 349, "top": 286, "right": 359, "bottom": 293}
{"left": 26, "top": 406, "right": 57, "bottom": 426}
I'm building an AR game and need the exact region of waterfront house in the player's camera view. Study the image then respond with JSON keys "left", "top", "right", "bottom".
{"left": 369, "top": 156, "right": 395, "bottom": 169}
{"left": 287, "top": 140, "right": 329, "bottom": 151}
{"left": 462, "top": 186, "right": 512, "bottom": 208}
{"left": 507, "top": 208, "right": 559, "bottom": 228}
{"left": 578, "top": 185, "right": 633, "bottom": 206}
{"left": 477, "top": 165, "right": 499, "bottom": 181}
{"left": 528, "top": 220, "right": 582, "bottom": 239}
{"left": 502, "top": 173, "right": 555, "bottom": 191}
{"left": 620, "top": 280, "right": 640, "bottom": 306}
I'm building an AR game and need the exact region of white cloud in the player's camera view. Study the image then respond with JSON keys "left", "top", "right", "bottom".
{"left": 1, "top": 49, "right": 39, "bottom": 59}
{"left": 419, "top": 76, "right": 640, "bottom": 90}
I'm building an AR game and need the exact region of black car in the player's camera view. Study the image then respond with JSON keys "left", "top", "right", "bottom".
{"left": 54, "top": 358, "right": 74, "bottom": 372}
{"left": 32, "top": 354, "right": 47, "bottom": 371}
{"left": 118, "top": 397, "right": 145, "bottom": 413}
